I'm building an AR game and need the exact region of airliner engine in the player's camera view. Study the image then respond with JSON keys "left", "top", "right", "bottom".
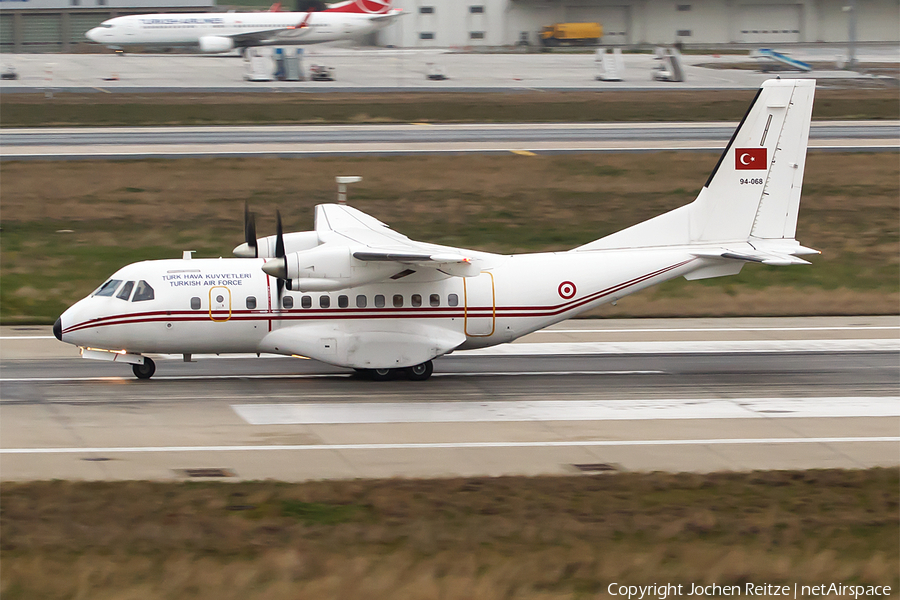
{"left": 199, "top": 35, "right": 235, "bottom": 53}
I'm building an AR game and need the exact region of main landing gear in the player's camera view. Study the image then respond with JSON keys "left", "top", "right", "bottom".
{"left": 357, "top": 360, "right": 434, "bottom": 381}
{"left": 132, "top": 357, "right": 156, "bottom": 380}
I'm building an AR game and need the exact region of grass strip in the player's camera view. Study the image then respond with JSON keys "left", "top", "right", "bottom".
{"left": 1, "top": 88, "right": 898, "bottom": 126}
{"left": 1, "top": 152, "right": 897, "bottom": 323}
{"left": 1, "top": 469, "right": 897, "bottom": 600}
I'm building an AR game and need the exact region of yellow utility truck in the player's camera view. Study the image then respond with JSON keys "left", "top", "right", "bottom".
{"left": 540, "top": 22, "right": 602, "bottom": 46}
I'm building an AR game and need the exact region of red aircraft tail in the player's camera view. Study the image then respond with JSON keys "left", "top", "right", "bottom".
{"left": 322, "top": 0, "right": 391, "bottom": 14}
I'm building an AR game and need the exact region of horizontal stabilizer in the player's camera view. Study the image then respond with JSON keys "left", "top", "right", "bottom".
{"left": 692, "top": 240, "right": 819, "bottom": 266}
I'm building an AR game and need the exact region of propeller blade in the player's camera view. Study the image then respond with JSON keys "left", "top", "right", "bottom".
{"left": 244, "top": 203, "right": 258, "bottom": 258}
{"left": 275, "top": 210, "right": 285, "bottom": 259}
{"left": 275, "top": 210, "right": 286, "bottom": 307}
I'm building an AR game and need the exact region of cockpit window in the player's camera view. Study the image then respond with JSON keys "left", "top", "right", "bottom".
{"left": 132, "top": 280, "right": 155, "bottom": 302}
{"left": 116, "top": 281, "right": 135, "bottom": 301}
{"left": 93, "top": 279, "right": 122, "bottom": 297}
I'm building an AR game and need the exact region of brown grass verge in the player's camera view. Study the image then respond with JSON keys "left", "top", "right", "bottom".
{"left": 1, "top": 469, "right": 898, "bottom": 600}
{"left": 1, "top": 88, "right": 897, "bottom": 126}
{"left": 1, "top": 152, "right": 897, "bottom": 322}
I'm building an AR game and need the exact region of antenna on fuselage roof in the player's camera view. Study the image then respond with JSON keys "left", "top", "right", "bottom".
{"left": 335, "top": 176, "right": 362, "bottom": 205}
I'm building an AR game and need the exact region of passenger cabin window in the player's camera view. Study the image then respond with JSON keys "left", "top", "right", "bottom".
{"left": 116, "top": 281, "right": 134, "bottom": 301}
{"left": 283, "top": 296, "right": 294, "bottom": 309}
{"left": 356, "top": 295, "right": 367, "bottom": 308}
{"left": 411, "top": 294, "right": 422, "bottom": 307}
{"left": 393, "top": 294, "right": 403, "bottom": 308}
{"left": 375, "top": 294, "right": 385, "bottom": 308}
{"left": 132, "top": 280, "right": 155, "bottom": 302}
{"left": 338, "top": 295, "right": 349, "bottom": 308}
{"left": 190, "top": 297, "right": 201, "bottom": 310}
{"left": 448, "top": 293, "right": 459, "bottom": 307}
{"left": 430, "top": 294, "right": 440, "bottom": 307}
{"left": 320, "top": 296, "right": 330, "bottom": 308}
{"left": 301, "top": 296, "right": 312, "bottom": 309}
{"left": 246, "top": 296, "right": 257, "bottom": 310}
{"left": 94, "top": 279, "right": 122, "bottom": 297}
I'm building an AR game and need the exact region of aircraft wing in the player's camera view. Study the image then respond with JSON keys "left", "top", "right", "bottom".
{"left": 315, "top": 204, "right": 480, "bottom": 276}
{"left": 228, "top": 25, "right": 314, "bottom": 45}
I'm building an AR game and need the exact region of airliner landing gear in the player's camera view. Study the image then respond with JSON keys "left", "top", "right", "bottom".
{"left": 405, "top": 360, "right": 434, "bottom": 381}
{"left": 132, "top": 357, "right": 156, "bottom": 380}
{"left": 357, "top": 360, "right": 434, "bottom": 381}
{"left": 369, "top": 368, "right": 394, "bottom": 381}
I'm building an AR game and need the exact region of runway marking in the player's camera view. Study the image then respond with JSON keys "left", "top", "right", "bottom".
{"left": 232, "top": 397, "right": 900, "bottom": 425}
{"left": 0, "top": 370, "right": 664, "bottom": 383}
{"left": 510, "top": 150, "right": 537, "bottom": 156}
{"left": 3, "top": 437, "right": 898, "bottom": 455}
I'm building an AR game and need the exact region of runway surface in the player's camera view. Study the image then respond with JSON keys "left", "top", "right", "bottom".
{"left": 2, "top": 121, "right": 896, "bottom": 160}
{"left": 2, "top": 48, "right": 897, "bottom": 93}
{"left": 2, "top": 316, "right": 897, "bottom": 481}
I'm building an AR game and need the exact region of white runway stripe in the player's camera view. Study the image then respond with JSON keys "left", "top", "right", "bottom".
{"left": 232, "top": 397, "right": 900, "bottom": 425}
{"left": 3, "top": 437, "right": 898, "bottom": 454}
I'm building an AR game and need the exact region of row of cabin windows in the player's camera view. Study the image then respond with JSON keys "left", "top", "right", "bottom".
{"left": 93, "top": 279, "right": 155, "bottom": 302}
{"left": 190, "top": 293, "right": 460, "bottom": 311}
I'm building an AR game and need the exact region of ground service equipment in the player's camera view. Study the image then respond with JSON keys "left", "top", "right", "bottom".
{"left": 540, "top": 23, "right": 602, "bottom": 46}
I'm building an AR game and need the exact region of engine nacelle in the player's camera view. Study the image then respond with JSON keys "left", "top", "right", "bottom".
{"left": 285, "top": 245, "right": 353, "bottom": 280}
{"left": 198, "top": 35, "right": 234, "bottom": 53}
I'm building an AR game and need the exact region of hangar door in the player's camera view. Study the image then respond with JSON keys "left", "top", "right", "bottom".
{"left": 738, "top": 4, "right": 801, "bottom": 43}
{"left": 565, "top": 5, "right": 629, "bottom": 44}
{"left": 0, "top": 14, "right": 14, "bottom": 53}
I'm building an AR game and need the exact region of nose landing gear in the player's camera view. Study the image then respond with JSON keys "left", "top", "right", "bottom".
{"left": 132, "top": 357, "right": 156, "bottom": 380}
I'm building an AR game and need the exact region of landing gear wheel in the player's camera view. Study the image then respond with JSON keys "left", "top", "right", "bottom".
{"left": 369, "top": 368, "right": 394, "bottom": 382}
{"left": 405, "top": 360, "right": 433, "bottom": 381}
{"left": 132, "top": 357, "right": 156, "bottom": 380}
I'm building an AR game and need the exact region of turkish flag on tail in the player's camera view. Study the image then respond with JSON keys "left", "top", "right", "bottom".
{"left": 735, "top": 148, "right": 767, "bottom": 170}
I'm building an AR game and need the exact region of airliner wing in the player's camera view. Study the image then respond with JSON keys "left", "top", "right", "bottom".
{"left": 230, "top": 25, "right": 314, "bottom": 45}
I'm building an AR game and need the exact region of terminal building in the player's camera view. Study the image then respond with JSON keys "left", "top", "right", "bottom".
{"left": 1, "top": 0, "right": 898, "bottom": 52}
{"left": 380, "top": 0, "right": 900, "bottom": 47}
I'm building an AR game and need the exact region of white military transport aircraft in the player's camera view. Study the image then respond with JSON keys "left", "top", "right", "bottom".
{"left": 85, "top": 0, "right": 400, "bottom": 53}
{"left": 55, "top": 79, "right": 819, "bottom": 381}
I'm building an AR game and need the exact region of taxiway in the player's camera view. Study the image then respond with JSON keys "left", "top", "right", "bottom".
{"left": 2, "top": 121, "right": 897, "bottom": 160}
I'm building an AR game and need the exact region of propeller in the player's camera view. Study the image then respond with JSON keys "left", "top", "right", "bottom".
{"left": 260, "top": 210, "right": 287, "bottom": 307}
{"left": 244, "top": 203, "right": 258, "bottom": 259}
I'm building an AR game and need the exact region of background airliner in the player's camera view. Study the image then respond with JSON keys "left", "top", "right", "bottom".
{"left": 85, "top": 0, "right": 401, "bottom": 53}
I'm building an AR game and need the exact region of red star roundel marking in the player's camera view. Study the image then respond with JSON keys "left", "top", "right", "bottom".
{"left": 735, "top": 147, "right": 767, "bottom": 170}
{"left": 355, "top": 0, "right": 390, "bottom": 13}
{"left": 558, "top": 281, "right": 576, "bottom": 299}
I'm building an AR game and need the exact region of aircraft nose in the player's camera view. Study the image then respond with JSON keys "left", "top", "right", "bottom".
{"left": 53, "top": 317, "right": 62, "bottom": 341}
{"left": 86, "top": 28, "right": 100, "bottom": 42}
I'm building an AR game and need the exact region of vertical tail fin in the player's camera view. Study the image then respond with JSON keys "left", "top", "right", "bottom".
{"left": 578, "top": 78, "right": 816, "bottom": 251}
{"left": 693, "top": 78, "right": 815, "bottom": 242}
{"left": 322, "top": 0, "right": 391, "bottom": 13}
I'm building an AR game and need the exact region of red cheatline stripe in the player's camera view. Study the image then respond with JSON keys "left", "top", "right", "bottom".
{"left": 63, "top": 260, "right": 694, "bottom": 335}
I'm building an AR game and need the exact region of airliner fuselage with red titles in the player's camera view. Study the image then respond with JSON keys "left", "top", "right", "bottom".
{"left": 55, "top": 80, "right": 820, "bottom": 380}
{"left": 86, "top": 0, "right": 400, "bottom": 53}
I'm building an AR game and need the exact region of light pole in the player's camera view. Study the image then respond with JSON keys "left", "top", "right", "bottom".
{"left": 843, "top": 0, "right": 857, "bottom": 70}
{"left": 336, "top": 176, "right": 362, "bottom": 204}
